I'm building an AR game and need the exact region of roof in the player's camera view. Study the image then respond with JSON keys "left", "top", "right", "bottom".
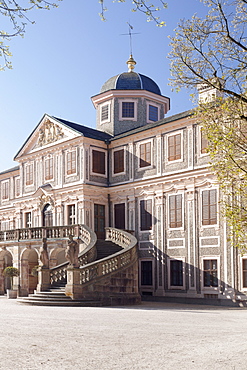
{"left": 110, "top": 109, "right": 194, "bottom": 141}
{"left": 53, "top": 117, "right": 112, "bottom": 141}
{"left": 100, "top": 72, "right": 161, "bottom": 96}
{"left": 0, "top": 166, "right": 20, "bottom": 176}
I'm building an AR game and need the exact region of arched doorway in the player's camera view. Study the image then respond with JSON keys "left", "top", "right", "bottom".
{"left": 0, "top": 249, "right": 13, "bottom": 294}
{"left": 43, "top": 203, "right": 53, "bottom": 227}
{"left": 21, "top": 248, "right": 39, "bottom": 295}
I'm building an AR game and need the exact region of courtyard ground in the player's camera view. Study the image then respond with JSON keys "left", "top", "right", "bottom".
{"left": 0, "top": 296, "right": 246, "bottom": 370}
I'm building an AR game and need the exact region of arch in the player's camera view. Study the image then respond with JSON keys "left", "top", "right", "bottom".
{"left": 0, "top": 248, "right": 13, "bottom": 294}
{"left": 21, "top": 247, "right": 39, "bottom": 295}
{"left": 42, "top": 203, "right": 53, "bottom": 227}
{"left": 49, "top": 247, "right": 66, "bottom": 268}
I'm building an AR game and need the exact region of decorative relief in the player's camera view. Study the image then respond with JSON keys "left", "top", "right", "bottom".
{"left": 37, "top": 120, "right": 64, "bottom": 147}
{"left": 39, "top": 194, "right": 54, "bottom": 209}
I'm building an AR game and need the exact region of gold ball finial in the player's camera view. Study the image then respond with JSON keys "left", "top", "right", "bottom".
{"left": 126, "top": 54, "right": 136, "bottom": 72}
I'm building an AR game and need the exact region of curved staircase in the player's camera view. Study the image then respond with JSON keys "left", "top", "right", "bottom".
{"left": 17, "top": 228, "right": 141, "bottom": 306}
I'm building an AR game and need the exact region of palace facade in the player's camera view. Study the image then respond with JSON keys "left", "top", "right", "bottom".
{"left": 0, "top": 56, "right": 246, "bottom": 304}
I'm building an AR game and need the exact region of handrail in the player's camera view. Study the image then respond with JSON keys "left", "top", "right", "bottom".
{"left": 0, "top": 224, "right": 83, "bottom": 243}
{"left": 79, "top": 227, "right": 138, "bottom": 286}
{"left": 50, "top": 225, "right": 97, "bottom": 286}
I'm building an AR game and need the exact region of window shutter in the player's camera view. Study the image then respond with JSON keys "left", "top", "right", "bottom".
{"left": 92, "top": 150, "right": 105, "bottom": 174}
{"left": 114, "top": 149, "right": 124, "bottom": 174}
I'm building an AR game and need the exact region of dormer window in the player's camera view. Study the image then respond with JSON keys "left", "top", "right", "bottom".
{"left": 100, "top": 102, "right": 111, "bottom": 124}
{"left": 119, "top": 99, "right": 137, "bottom": 121}
{"left": 149, "top": 105, "right": 158, "bottom": 122}
{"left": 122, "top": 102, "right": 134, "bottom": 118}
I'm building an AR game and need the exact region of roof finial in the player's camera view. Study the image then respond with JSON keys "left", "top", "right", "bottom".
{"left": 126, "top": 54, "right": 136, "bottom": 72}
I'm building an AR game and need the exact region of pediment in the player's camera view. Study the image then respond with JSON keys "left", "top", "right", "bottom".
{"left": 15, "top": 115, "right": 81, "bottom": 160}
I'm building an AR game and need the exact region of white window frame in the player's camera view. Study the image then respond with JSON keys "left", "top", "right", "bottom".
{"left": 1, "top": 180, "right": 9, "bottom": 201}
{"left": 67, "top": 204, "right": 77, "bottom": 225}
{"left": 165, "top": 130, "right": 184, "bottom": 164}
{"left": 198, "top": 125, "right": 209, "bottom": 157}
{"left": 100, "top": 102, "right": 111, "bottom": 124}
{"left": 199, "top": 187, "right": 219, "bottom": 229}
{"left": 139, "top": 258, "right": 154, "bottom": 289}
{"left": 167, "top": 192, "right": 184, "bottom": 231}
{"left": 201, "top": 256, "right": 220, "bottom": 293}
{"left": 25, "top": 162, "right": 34, "bottom": 187}
{"left": 119, "top": 99, "right": 137, "bottom": 121}
{"left": 90, "top": 147, "right": 107, "bottom": 178}
{"left": 167, "top": 257, "right": 186, "bottom": 290}
{"left": 137, "top": 138, "right": 153, "bottom": 171}
{"left": 146, "top": 101, "right": 160, "bottom": 123}
{"left": 15, "top": 176, "right": 21, "bottom": 198}
{"left": 112, "top": 146, "right": 126, "bottom": 177}
{"left": 138, "top": 196, "right": 154, "bottom": 233}
{"left": 44, "top": 155, "right": 54, "bottom": 182}
{"left": 66, "top": 148, "right": 78, "bottom": 177}
{"left": 25, "top": 211, "right": 32, "bottom": 228}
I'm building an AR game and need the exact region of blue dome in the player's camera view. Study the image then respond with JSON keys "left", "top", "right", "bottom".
{"left": 100, "top": 72, "right": 161, "bottom": 96}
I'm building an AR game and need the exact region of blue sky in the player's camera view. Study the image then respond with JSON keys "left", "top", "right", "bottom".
{"left": 0, "top": 0, "right": 206, "bottom": 172}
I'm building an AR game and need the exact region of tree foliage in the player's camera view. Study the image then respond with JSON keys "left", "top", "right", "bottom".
{"left": 0, "top": 0, "right": 61, "bottom": 70}
{"left": 169, "top": 0, "right": 247, "bottom": 251}
{"left": 99, "top": 0, "right": 167, "bottom": 26}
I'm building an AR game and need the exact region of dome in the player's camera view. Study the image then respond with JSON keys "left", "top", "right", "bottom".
{"left": 100, "top": 72, "right": 161, "bottom": 96}
{"left": 100, "top": 55, "right": 161, "bottom": 96}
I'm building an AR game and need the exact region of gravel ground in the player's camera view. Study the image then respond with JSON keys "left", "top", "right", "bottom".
{"left": 0, "top": 296, "right": 246, "bottom": 370}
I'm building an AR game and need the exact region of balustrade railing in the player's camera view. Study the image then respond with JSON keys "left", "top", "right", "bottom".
{"left": 79, "top": 227, "right": 137, "bottom": 286}
{"left": 50, "top": 225, "right": 97, "bottom": 286}
{"left": 0, "top": 224, "right": 82, "bottom": 242}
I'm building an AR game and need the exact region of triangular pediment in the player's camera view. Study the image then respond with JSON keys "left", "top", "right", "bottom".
{"left": 15, "top": 114, "right": 81, "bottom": 160}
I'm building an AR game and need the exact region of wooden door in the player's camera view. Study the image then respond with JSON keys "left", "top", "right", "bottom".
{"left": 94, "top": 204, "right": 105, "bottom": 239}
{"left": 114, "top": 203, "right": 125, "bottom": 230}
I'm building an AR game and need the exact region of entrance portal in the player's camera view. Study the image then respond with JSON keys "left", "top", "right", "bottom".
{"left": 94, "top": 204, "right": 105, "bottom": 239}
{"left": 43, "top": 203, "right": 53, "bottom": 227}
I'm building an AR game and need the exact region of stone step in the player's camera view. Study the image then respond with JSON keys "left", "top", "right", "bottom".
{"left": 96, "top": 239, "right": 123, "bottom": 260}
{"left": 17, "top": 297, "right": 103, "bottom": 307}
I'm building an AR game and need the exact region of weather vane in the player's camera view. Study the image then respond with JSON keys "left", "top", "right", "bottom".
{"left": 121, "top": 22, "right": 140, "bottom": 55}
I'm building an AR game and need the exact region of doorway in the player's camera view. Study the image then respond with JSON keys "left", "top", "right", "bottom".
{"left": 94, "top": 204, "right": 105, "bottom": 239}
{"left": 43, "top": 203, "right": 53, "bottom": 227}
{"left": 114, "top": 203, "right": 125, "bottom": 230}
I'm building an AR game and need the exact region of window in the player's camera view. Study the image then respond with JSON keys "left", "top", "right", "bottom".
{"left": 92, "top": 150, "right": 106, "bottom": 175}
{"left": 169, "top": 194, "right": 182, "bottom": 228}
{"left": 2, "top": 181, "right": 9, "bottom": 200}
{"left": 140, "top": 142, "right": 151, "bottom": 168}
{"left": 168, "top": 133, "right": 181, "bottom": 161}
{"left": 101, "top": 104, "right": 109, "bottom": 122}
{"left": 243, "top": 259, "right": 247, "bottom": 288}
{"left": 113, "top": 149, "right": 124, "bottom": 174}
{"left": 170, "top": 259, "right": 183, "bottom": 287}
{"left": 26, "top": 163, "right": 34, "bottom": 186}
{"left": 25, "top": 212, "right": 32, "bottom": 228}
{"left": 15, "top": 178, "right": 20, "bottom": 197}
{"left": 140, "top": 199, "right": 152, "bottom": 231}
{"left": 68, "top": 205, "right": 76, "bottom": 225}
{"left": 67, "top": 150, "right": 76, "bottom": 175}
{"left": 45, "top": 157, "right": 53, "bottom": 181}
{"left": 203, "top": 259, "right": 218, "bottom": 287}
{"left": 122, "top": 102, "right": 134, "bottom": 118}
{"left": 114, "top": 203, "right": 125, "bottom": 229}
{"left": 149, "top": 105, "right": 158, "bottom": 122}
{"left": 202, "top": 189, "right": 217, "bottom": 225}
{"left": 200, "top": 128, "right": 208, "bottom": 154}
{"left": 141, "top": 261, "right": 153, "bottom": 286}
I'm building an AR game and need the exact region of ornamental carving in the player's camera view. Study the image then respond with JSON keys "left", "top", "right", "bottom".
{"left": 39, "top": 194, "right": 54, "bottom": 209}
{"left": 37, "top": 121, "right": 64, "bottom": 147}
